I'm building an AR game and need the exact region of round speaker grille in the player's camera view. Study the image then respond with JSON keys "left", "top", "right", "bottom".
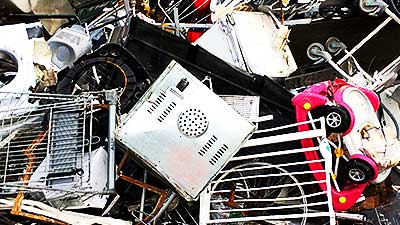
{"left": 178, "top": 108, "right": 208, "bottom": 138}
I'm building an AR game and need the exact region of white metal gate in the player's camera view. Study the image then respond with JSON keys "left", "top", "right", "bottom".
{"left": 200, "top": 117, "right": 335, "bottom": 225}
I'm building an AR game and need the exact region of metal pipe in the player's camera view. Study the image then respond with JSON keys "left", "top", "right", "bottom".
{"left": 124, "top": 0, "right": 132, "bottom": 15}
{"left": 139, "top": 170, "right": 147, "bottom": 220}
{"left": 149, "top": 192, "right": 177, "bottom": 223}
{"left": 105, "top": 90, "right": 117, "bottom": 191}
{"left": 337, "top": 16, "right": 392, "bottom": 65}
{"left": 173, "top": 8, "right": 181, "bottom": 36}
{"left": 377, "top": 55, "right": 400, "bottom": 77}
{"left": 385, "top": 8, "right": 400, "bottom": 24}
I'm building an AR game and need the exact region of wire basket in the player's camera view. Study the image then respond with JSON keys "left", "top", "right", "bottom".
{"left": 0, "top": 91, "right": 116, "bottom": 196}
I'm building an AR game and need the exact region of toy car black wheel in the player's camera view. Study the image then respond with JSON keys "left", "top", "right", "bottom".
{"left": 345, "top": 158, "right": 375, "bottom": 184}
{"left": 325, "top": 106, "right": 351, "bottom": 133}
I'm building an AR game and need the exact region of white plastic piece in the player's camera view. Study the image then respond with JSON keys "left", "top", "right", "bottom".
{"left": 319, "top": 138, "right": 332, "bottom": 170}
{"left": 341, "top": 87, "right": 392, "bottom": 183}
{"left": 196, "top": 12, "right": 297, "bottom": 78}
{"left": 9, "top": 0, "right": 32, "bottom": 13}
{"left": 0, "top": 23, "right": 37, "bottom": 117}
{"left": 48, "top": 25, "right": 92, "bottom": 69}
{"left": 29, "top": 147, "right": 109, "bottom": 209}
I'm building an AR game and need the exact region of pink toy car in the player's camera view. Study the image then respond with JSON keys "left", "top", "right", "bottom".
{"left": 292, "top": 78, "right": 393, "bottom": 211}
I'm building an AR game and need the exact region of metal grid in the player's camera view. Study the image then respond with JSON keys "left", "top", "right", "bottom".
{"left": 200, "top": 117, "right": 335, "bottom": 225}
{"left": 0, "top": 91, "right": 114, "bottom": 194}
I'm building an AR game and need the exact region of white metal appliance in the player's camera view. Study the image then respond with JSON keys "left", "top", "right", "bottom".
{"left": 116, "top": 61, "right": 256, "bottom": 201}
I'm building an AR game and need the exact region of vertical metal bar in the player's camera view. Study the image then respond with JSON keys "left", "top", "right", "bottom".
{"left": 173, "top": 7, "right": 181, "bottom": 36}
{"left": 199, "top": 187, "right": 211, "bottom": 225}
{"left": 81, "top": 98, "right": 87, "bottom": 186}
{"left": 337, "top": 16, "right": 392, "bottom": 65}
{"left": 321, "top": 117, "right": 335, "bottom": 225}
{"left": 0, "top": 113, "right": 4, "bottom": 141}
{"left": 87, "top": 97, "right": 94, "bottom": 183}
{"left": 45, "top": 107, "right": 53, "bottom": 184}
{"left": 105, "top": 90, "right": 117, "bottom": 191}
{"left": 139, "top": 170, "right": 148, "bottom": 220}
{"left": 124, "top": 0, "right": 132, "bottom": 15}
{"left": 3, "top": 117, "right": 12, "bottom": 187}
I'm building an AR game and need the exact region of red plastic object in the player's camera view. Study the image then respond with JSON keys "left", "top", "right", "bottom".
{"left": 187, "top": 0, "right": 211, "bottom": 42}
{"left": 292, "top": 79, "right": 380, "bottom": 211}
{"left": 193, "top": 0, "right": 211, "bottom": 11}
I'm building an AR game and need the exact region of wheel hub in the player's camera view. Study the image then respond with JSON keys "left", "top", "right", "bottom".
{"left": 349, "top": 168, "right": 366, "bottom": 182}
{"left": 326, "top": 112, "right": 342, "bottom": 128}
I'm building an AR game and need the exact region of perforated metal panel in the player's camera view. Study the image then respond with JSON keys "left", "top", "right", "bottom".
{"left": 117, "top": 61, "right": 256, "bottom": 201}
{"left": 178, "top": 108, "right": 209, "bottom": 137}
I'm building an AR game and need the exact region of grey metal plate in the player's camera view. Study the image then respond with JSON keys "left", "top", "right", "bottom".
{"left": 116, "top": 61, "right": 255, "bottom": 201}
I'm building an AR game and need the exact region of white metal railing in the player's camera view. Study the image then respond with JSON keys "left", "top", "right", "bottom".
{"left": 200, "top": 117, "right": 335, "bottom": 225}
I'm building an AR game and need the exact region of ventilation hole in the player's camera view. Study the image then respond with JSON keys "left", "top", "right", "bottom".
{"left": 178, "top": 109, "right": 208, "bottom": 137}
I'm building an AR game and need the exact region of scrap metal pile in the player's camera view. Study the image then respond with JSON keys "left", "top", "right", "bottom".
{"left": 1, "top": 0, "right": 400, "bottom": 224}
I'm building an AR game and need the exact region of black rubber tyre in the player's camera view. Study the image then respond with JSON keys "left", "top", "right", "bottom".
{"left": 345, "top": 158, "right": 375, "bottom": 184}
{"left": 56, "top": 44, "right": 151, "bottom": 113}
{"left": 324, "top": 106, "right": 351, "bottom": 134}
